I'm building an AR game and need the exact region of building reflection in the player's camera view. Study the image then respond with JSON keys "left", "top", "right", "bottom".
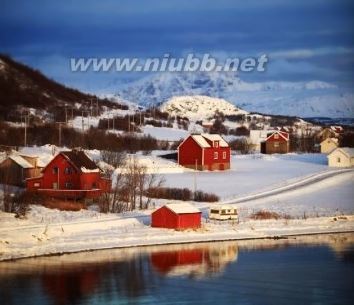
{"left": 42, "top": 268, "right": 101, "bottom": 305}
{"left": 151, "top": 243, "right": 238, "bottom": 278}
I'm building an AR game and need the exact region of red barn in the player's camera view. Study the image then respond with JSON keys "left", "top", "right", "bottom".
{"left": 178, "top": 134, "right": 230, "bottom": 170}
{"left": 26, "top": 150, "right": 111, "bottom": 200}
{"left": 151, "top": 203, "right": 201, "bottom": 230}
{"left": 260, "top": 131, "right": 290, "bottom": 154}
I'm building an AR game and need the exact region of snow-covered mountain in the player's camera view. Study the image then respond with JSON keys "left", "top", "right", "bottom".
{"left": 160, "top": 95, "right": 248, "bottom": 120}
{"left": 113, "top": 72, "right": 354, "bottom": 118}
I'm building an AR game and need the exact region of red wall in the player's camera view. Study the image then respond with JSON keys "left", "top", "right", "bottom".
{"left": 151, "top": 249, "right": 203, "bottom": 273}
{"left": 151, "top": 206, "right": 201, "bottom": 230}
{"left": 178, "top": 137, "right": 203, "bottom": 166}
{"left": 26, "top": 154, "right": 110, "bottom": 193}
{"left": 203, "top": 147, "right": 230, "bottom": 166}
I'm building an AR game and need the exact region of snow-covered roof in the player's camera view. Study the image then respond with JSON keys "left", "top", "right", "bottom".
{"left": 321, "top": 137, "right": 338, "bottom": 145}
{"left": 201, "top": 134, "right": 229, "bottom": 147}
{"left": 9, "top": 155, "right": 34, "bottom": 169}
{"left": 265, "top": 131, "right": 289, "bottom": 142}
{"left": 165, "top": 203, "right": 201, "bottom": 214}
{"left": 191, "top": 135, "right": 211, "bottom": 148}
{"left": 187, "top": 134, "right": 229, "bottom": 148}
{"left": 338, "top": 147, "right": 354, "bottom": 158}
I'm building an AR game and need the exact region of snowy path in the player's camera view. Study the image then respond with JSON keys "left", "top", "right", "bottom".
{"left": 224, "top": 168, "right": 354, "bottom": 204}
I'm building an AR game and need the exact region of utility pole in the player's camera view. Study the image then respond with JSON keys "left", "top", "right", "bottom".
{"left": 24, "top": 114, "right": 28, "bottom": 147}
{"left": 96, "top": 98, "right": 99, "bottom": 116}
{"left": 112, "top": 115, "right": 115, "bottom": 130}
{"left": 81, "top": 111, "right": 84, "bottom": 132}
{"left": 90, "top": 99, "right": 93, "bottom": 117}
{"left": 128, "top": 115, "right": 131, "bottom": 132}
{"left": 194, "top": 159, "right": 197, "bottom": 197}
{"left": 65, "top": 104, "right": 68, "bottom": 125}
{"left": 58, "top": 122, "right": 64, "bottom": 147}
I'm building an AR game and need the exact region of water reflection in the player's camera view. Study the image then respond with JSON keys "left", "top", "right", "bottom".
{"left": 151, "top": 243, "right": 238, "bottom": 278}
{"left": 0, "top": 233, "right": 353, "bottom": 305}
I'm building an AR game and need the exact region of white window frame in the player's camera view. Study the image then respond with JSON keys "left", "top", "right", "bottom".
{"left": 34, "top": 182, "right": 40, "bottom": 188}
{"left": 222, "top": 151, "right": 227, "bottom": 159}
{"left": 214, "top": 152, "right": 218, "bottom": 160}
{"left": 274, "top": 142, "right": 279, "bottom": 147}
{"left": 214, "top": 141, "right": 219, "bottom": 148}
{"left": 274, "top": 134, "right": 279, "bottom": 139}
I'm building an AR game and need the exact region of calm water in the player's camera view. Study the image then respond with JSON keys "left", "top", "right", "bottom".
{"left": 1, "top": 234, "right": 353, "bottom": 305}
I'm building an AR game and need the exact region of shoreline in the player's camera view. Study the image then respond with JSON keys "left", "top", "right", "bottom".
{"left": 1, "top": 215, "right": 353, "bottom": 262}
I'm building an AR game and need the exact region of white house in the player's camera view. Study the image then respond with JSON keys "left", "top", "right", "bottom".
{"left": 320, "top": 137, "right": 339, "bottom": 154}
{"left": 328, "top": 147, "right": 354, "bottom": 167}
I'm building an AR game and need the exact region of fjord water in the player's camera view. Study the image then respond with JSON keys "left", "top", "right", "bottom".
{"left": 1, "top": 234, "right": 353, "bottom": 305}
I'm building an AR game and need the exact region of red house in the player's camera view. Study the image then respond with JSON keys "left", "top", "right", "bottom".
{"left": 26, "top": 150, "right": 111, "bottom": 200}
{"left": 260, "top": 131, "right": 290, "bottom": 154}
{"left": 151, "top": 203, "right": 201, "bottom": 230}
{"left": 178, "top": 134, "right": 231, "bottom": 171}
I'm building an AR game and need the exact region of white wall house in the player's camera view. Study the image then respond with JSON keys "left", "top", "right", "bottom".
{"left": 328, "top": 147, "right": 354, "bottom": 167}
{"left": 320, "top": 138, "right": 338, "bottom": 154}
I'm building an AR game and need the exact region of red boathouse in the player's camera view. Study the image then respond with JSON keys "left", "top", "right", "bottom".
{"left": 151, "top": 203, "right": 201, "bottom": 230}
{"left": 178, "top": 134, "right": 231, "bottom": 171}
{"left": 26, "top": 150, "right": 111, "bottom": 200}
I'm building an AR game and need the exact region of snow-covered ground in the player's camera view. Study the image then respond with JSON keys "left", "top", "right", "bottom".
{"left": 0, "top": 204, "right": 353, "bottom": 261}
{"left": 1, "top": 149, "right": 352, "bottom": 261}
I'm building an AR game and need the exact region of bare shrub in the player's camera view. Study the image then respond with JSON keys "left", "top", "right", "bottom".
{"left": 250, "top": 210, "right": 291, "bottom": 220}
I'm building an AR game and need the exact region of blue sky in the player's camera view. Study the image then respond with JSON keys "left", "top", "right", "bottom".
{"left": 1, "top": 0, "right": 353, "bottom": 92}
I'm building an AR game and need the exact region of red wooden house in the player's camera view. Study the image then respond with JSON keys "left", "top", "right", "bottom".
{"left": 151, "top": 203, "right": 201, "bottom": 230}
{"left": 178, "top": 134, "right": 230, "bottom": 170}
{"left": 26, "top": 150, "right": 111, "bottom": 200}
{"left": 260, "top": 131, "right": 290, "bottom": 154}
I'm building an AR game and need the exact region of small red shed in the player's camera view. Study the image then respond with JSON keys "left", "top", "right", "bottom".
{"left": 260, "top": 131, "right": 290, "bottom": 154}
{"left": 178, "top": 134, "right": 230, "bottom": 171}
{"left": 151, "top": 203, "right": 201, "bottom": 230}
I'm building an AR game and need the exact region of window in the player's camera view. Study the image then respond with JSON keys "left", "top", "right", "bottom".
{"left": 52, "top": 167, "right": 58, "bottom": 174}
{"left": 214, "top": 152, "right": 218, "bottom": 159}
{"left": 34, "top": 182, "right": 40, "bottom": 188}
{"left": 222, "top": 151, "right": 227, "bottom": 159}
{"left": 65, "top": 182, "right": 73, "bottom": 189}
{"left": 52, "top": 182, "right": 58, "bottom": 189}
{"left": 274, "top": 142, "right": 279, "bottom": 147}
{"left": 337, "top": 157, "right": 341, "bottom": 163}
{"left": 92, "top": 182, "right": 97, "bottom": 189}
{"left": 214, "top": 141, "right": 219, "bottom": 148}
{"left": 274, "top": 134, "right": 279, "bottom": 139}
{"left": 64, "top": 167, "right": 72, "bottom": 174}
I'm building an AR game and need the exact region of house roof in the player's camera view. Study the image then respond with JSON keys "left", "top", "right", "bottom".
{"left": 201, "top": 134, "right": 229, "bottom": 147}
{"left": 191, "top": 135, "right": 211, "bottom": 148}
{"left": 320, "top": 137, "right": 338, "bottom": 145}
{"left": 8, "top": 155, "right": 34, "bottom": 169}
{"left": 265, "top": 131, "right": 289, "bottom": 142}
{"left": 61, "top": 150, "right": 99, "bottom": 172}
{"left": 184, "top": 134, "right": 229, "bottom": 149}
{"left": 165, "top": 203, "right": 201, "bottom": 214}
{"left": 328, "top": 147, "right": 354, "bottom": 158}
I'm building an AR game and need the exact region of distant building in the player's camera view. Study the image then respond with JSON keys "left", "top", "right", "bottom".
{"left": 151, "top": 203, "right": 201, "bottom": 230}
{"left": 260, "top": 131, "right": 290, "bottom": 154}
{"left": 0, "top": 153, "right": 43, "bottom": 186}
{"left": 178, "top": 134, "right": 230, "bottom": 170}
{"left": 320, "top": 138, "right": 339, "bottom": 154}
{"left": 26, "top": 150, "right": 111, "bottom": 200}
{"left": 328, "top": 147, "right": 354, "bottom": 167}
{"left": 249, "top": 130, "right": 274, "bottom": 151}
{"left": 317, "top": 126, "right": 343, "bottom": 142}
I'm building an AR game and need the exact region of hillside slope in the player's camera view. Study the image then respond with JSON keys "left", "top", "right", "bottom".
{"left": 0, "top": 55, "right": 118, "bottom": 121}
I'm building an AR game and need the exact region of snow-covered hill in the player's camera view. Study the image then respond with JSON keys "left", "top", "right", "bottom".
{"left": 113, "top": 72, "right": 354, "bottom": 118}
{"left": 160, "top": 95, "right": 248, "bottom": 120}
